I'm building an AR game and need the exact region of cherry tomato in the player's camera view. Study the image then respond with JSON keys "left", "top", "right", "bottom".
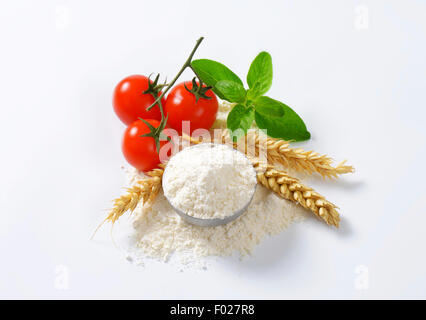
{"left": 113, "top": 75, "right": 165, "bottom": 125}
{"left": 164, "top": 81, "right": 218, "bottom": 134}
{"left": 122, "top": 119, "right": 170, "bottom": 172}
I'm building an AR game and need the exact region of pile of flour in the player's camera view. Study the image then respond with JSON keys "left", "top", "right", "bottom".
{"left": 126, "top": 101, "right": 306, "bottom": 263}
{"left": 162, "top": 143, "right": 257, "bottom": 219}
{"left": 131, "top": 182, "right": 305, "bottom": 261}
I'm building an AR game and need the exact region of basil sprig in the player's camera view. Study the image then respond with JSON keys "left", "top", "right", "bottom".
{"left": 191, "top": 52, "right": 310, "bottom": 141}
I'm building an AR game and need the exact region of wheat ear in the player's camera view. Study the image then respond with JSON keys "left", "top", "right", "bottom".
{"left": 252, "top": 160, "right": 340, "bottom": 227}
{"left": 183, "top": 131, "right": 353, "bottom": 178}
{"left": 91, "top": 167, "right": 164, "bottom": 239}
{"left": 247, "top": 131, "right": 354, "bottom": 178}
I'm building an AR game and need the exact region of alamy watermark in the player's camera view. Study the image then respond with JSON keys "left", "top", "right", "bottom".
{"left": 53, "top": 5, "right": 70, "bottom": 30}
{"left": 54, "top": 265, "right": 69, "bottom": 290}
{"left": 354, "top": 264, "right": 369, "bottom": 290}
{"left": 354, "top": 5, "right": 369, "bottom": 30}
{"left": 157, "top": 125, "right": 268, "bottom": 169}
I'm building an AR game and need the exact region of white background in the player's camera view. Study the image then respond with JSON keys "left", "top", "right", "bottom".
{"left": 1, "top": 0, "right": 425, "bottom": 299}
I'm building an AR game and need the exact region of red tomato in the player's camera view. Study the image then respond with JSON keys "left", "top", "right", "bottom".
{"left": 113, "top": 75, "right": 165, "bottom": 125}
{"left": 122, "top": 119, "right": 169, "bottom": 172}
{"left": 164, "top": 81, "right": 218, "bottom": 134}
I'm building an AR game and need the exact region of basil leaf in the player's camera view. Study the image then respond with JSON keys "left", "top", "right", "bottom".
{"left": 215, "top": 80, "right": 246, "bottom": 103}
{"left": 253, "top": 96, "right": 284, "bottom": 117}
{"left": 254, "top": 97, "right": 310, "bottom": 141}
{"left": 226, "top": 104, "right": 254, "bottom": 141}
{"left": 246, "top": 82, "right": 265, "bottom": 100}
{"left": 246, "top": 51, "right": 273, "bottom": 96}
{"left": 191, "top": 59, "right": 243, "bottom": 99}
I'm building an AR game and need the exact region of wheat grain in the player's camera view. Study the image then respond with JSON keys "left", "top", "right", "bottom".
{"left": 182, "top": 131, "right": 354, "bottom": 178}
{"left": 91, "top": 167, "right": 164, "bottom": 238}
{"left": 248, "top": 131, "right": 354, "bottom": 178}
{"left": 252, "top": 160, "right": 340, "bottom": 227}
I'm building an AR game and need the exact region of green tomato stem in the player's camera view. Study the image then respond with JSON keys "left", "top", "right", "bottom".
{"left": 146, "top": 37, "right": 204, "bottom": 111}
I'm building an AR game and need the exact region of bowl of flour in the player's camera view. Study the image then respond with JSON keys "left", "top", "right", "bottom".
{"left": 162, "top": 143, "right": 257, "bottom": 227}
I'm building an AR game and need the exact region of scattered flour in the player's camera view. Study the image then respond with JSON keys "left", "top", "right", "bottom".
{"left": 130, "top": 173, "right": 306, "bottom": 262}
{"left": 162, "top": 143, "right": 257, "bottom": 219}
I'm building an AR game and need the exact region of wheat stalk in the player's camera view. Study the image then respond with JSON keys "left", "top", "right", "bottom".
{"left": 91, "top": 167, "right": 164, "bottom": 238}
{"left": 247, "top": 131, "right": 353, "bottom": 178}
{"left": 182, "top": 130, "right": 354, "bottom": 178}
{"left": 252, "top": 160, "right": 340, "bottom": 227}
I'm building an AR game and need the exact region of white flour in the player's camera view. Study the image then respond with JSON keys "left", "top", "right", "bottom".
{"left": 162, "top": 143, "right": 257, "bottom": 219}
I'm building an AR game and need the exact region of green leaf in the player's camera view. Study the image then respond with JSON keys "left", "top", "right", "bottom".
{"left": 253, "top": 96, "right": 284, "bottom": 117}
{"left": 191, "top": 59, "right": 243, "bottom": 99}
{"left": 226, "top": 104, "right": 255, "bottom": 141}
{"left": 246, "top": 51, "right": 273, "bottom": 96}
{"left": 215, "top": 80, "right": 246, "bottom": 103}
{"left": 254, "top": 97, "right": 310, "bottom": 141}
{"left": 246, "top": 82, "right": 265, "bottom": 100}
